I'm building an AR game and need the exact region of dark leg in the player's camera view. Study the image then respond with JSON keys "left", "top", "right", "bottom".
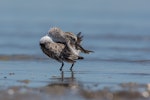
{"left": 70, "top": 63, "right": 75, "bottom": 71}
{"left": 61, "top": 71, "right": 64, "bottom": 81}
{"left": 60, "top": 62, "right": 64, "bottom": 71}
{"left": 71, "top": 70, "right": 74, "bottom": 81}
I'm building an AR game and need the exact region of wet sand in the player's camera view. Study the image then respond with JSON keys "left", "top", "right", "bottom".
{"left": 0, "top": 79, "right": 150, "bottom": 100}
{"left": 0, "top": 56, "right": 150, "bottom": 100}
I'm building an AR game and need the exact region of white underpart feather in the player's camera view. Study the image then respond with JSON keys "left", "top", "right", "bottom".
{"left": 40, "top": 35, "right": 54, "bottom": 44}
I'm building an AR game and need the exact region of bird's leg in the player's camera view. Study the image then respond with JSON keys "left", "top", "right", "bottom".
{"left": 60, "top": 62, "right": 64, "bottom": 71}
{"left": 70, "top": 63, "right": 75, "bottom": 71}
{"left": 71, "top": 70, "right": 74, "bottom": 81}
{"left": 61, "top": 71, "right": 64, "bottom": 81}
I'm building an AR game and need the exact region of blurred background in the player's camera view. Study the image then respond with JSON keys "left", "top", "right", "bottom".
{"left": 0, "top": 0, "right": 150, "bottom": 55}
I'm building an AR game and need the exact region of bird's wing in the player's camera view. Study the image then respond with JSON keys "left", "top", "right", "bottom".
{"left": 64, "top": 32, "right": 90, "bottom": 53}
{"left": 76, "top": 32, "right": 94, "bottom": 53}
{"left": 76, "top": 32, "right": 83, "bottom": 44}
{"left": 41, "top": 42, "right": 65, "bottom": 62}
{"left": 61, "top": 43, "right": 83, "bottom": 62}
{"left": 64, "top": 32, "right": 77, "bottom": 44}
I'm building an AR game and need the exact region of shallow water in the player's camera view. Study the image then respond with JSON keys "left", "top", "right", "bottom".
{"left": 0, "top": 0, "right": 150, "bottom": 99}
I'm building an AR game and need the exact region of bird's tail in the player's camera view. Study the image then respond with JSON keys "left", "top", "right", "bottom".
{"left": 78, "top": 56, "right": 84, "bottom": 59}
{"left": 76, "top": 32, "right": 94, "bottom": 54}
{"left": 77, "top": 44, "right": 94, "bottom": 54}
{"left": 64, "top": 55, "right": 83, "bottom": 64}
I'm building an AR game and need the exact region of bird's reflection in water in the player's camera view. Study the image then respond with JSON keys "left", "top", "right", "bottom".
{"left": 61, "top": 71, "right": 74, "bottom": 82}
{"left": 47, "top": 71, "right": 78, "bottom": 88}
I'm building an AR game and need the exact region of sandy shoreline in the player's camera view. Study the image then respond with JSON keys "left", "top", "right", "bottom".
{"left": 0, "top": 82, "right": 150, "bottom": 100}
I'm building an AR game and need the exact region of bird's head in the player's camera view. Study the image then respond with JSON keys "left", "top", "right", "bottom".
{"left": 40, "top": 35, "right": 53, "bottom": 44}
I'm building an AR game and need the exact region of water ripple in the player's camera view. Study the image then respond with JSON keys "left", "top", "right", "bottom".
{"left": 1, "top": 54, "right": 150, "bottom": 64}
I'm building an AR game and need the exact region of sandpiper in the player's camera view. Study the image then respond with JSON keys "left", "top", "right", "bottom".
{"left": 40, "top": 27, "right": 93, "bottom": 70}
{"left": 40, "top": 35, "right": 83, "bottom": 71}
{"left": 48, "top": 27, "right": 93, "bottom": 55}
